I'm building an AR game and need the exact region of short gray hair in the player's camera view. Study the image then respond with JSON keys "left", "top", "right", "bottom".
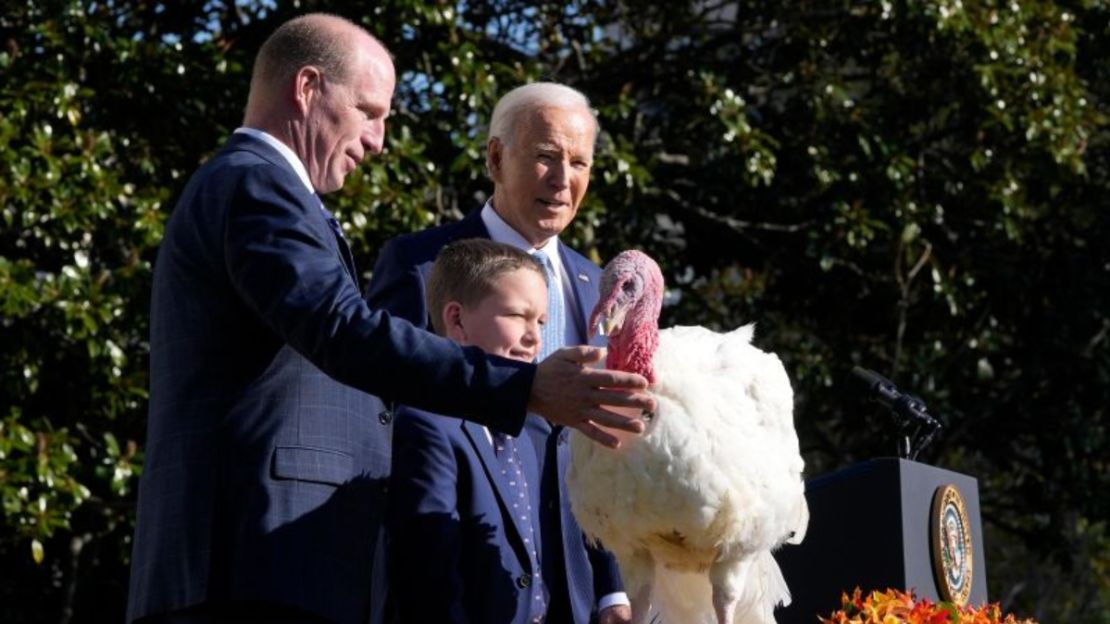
{"left": 488, "top": 82, "right": 599, "bottom": 148}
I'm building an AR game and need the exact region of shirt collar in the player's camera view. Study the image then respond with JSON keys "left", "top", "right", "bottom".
{"left": 480, "top": 200, "right": 562, "bottom": 261}
{"left": 234, "top": 127, "right": 315, "bottom": 195}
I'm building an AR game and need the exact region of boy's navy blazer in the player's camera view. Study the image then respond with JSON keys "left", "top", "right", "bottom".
{"left": 389, "top": 406, "right": 547, "bottom": 623}
{"left": 127, "top": 133, "right": 535, "bottom": 624}
{"left": 365, "top": 210, "right": 624, "bottom": 623}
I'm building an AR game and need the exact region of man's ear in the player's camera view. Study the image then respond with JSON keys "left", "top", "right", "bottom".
{"left": 443, "top": 301, "right": 467, "bottom": 343}
{"left": 293, "top": 65, "right": 324, "bottom": 116}
{"left": 486, "top": 137, "right": 504, "bottom": 182}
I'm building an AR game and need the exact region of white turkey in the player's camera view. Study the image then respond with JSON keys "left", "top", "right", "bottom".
{"left": 566, "top": 250, "right": 808, "bottom": 624}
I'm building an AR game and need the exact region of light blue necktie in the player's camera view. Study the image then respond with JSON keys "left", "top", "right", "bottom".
{"left": 532, "top": 249, "right": 563, "bottom": 361}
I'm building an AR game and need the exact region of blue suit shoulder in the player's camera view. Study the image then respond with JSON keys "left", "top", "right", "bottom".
{"left": 365, "top": 210, "right": 489, "bottom": 327}
{"left": 378, "top": 209, "right": 489, "bottom": 272}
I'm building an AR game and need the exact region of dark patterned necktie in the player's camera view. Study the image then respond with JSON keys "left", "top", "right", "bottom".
{"left": 318, "top": 202, "right": 357, "bottom": 282}
{"left": 491, "top": 431, "right": 548, "bottom": 622}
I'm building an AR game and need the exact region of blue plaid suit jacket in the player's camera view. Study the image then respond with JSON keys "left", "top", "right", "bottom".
{"left": 127, "top": 134, "right": 535, "bottom": 624}
{"left": 364, "top": 209, "right": 625, "bottom": 623}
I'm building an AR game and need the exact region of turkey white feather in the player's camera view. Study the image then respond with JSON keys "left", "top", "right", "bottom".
{"left": 566, "top": 250, "right": 808, "bottom": 624}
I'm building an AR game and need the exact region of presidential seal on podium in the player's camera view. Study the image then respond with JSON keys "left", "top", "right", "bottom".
{"left": 931, "top": 484, "right": 974, "bottom": 604}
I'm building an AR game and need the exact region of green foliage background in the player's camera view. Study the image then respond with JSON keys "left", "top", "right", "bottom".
{"left": 1, "top": 1, "right": 1106, "bottom": 622}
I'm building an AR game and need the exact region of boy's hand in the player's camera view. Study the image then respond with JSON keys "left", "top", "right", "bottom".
{"left": 527, "top": 346, "right": 655, "bottom": 448}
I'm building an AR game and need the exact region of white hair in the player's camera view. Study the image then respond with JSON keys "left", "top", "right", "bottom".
{"left": 488, "top": 82, "right": 599, "bottom": 148}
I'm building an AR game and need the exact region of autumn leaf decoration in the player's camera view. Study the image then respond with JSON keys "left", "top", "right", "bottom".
{"left": 818, "top": 588, "right": 1038, "bottom": 624}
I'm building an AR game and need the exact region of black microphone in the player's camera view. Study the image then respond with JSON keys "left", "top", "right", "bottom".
{"left": 852, "top": 366, "right": 942, "bottom": 459}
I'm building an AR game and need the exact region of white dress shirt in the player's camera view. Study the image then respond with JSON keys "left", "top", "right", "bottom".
{"left": 233, "top": 127, "right": 315, "bottom": 194}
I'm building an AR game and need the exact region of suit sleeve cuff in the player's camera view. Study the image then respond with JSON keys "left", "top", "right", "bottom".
{"left": 598, "top": 592, "right": 631, "bottom": 610}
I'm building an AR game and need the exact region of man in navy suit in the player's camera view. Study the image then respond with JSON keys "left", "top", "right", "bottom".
{"left": 390, "top": 239, "right": 556, "bottom": 623}
{"left": 365, "top": 82, "right": 632, "bottom": 624}
{"left": 127, "top": 15, "right": 652, "bottom": 624}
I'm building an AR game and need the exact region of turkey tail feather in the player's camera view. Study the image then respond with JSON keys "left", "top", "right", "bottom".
{"left": 731, "top": 550, "right": 790, "bottom": 624}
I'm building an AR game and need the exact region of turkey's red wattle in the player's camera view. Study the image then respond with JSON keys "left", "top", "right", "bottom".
{"left": 596, "top": 250, "right": 665, "bottom": 385}
{"left": 607, "top": 323, "right": 659, "bottom": 385}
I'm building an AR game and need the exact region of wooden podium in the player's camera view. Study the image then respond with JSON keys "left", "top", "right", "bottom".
{"left": 774, "top": 458, "right": 988, "bottom": 623}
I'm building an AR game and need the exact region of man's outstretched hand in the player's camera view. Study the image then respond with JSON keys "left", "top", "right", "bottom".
{"left": 528, "top": 346, "right": 655, "bottom": 448}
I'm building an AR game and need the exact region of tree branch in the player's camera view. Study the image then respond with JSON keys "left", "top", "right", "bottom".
{"left": 647, "top": 186, "right": 815, "bottom": 234}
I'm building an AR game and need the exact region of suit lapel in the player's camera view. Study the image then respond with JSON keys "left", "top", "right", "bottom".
{"left": 461, "top": 421, "right": 532, "bottom": 565}
{"left": 559, "top": 243, "right": 600, "bottom": 345}
{"left": 225, "top": 133, "right": 360, "bottom": 287}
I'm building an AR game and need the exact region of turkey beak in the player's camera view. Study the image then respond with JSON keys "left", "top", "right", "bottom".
{"left": 600, "top": 304, "right": 627, "bottom": 336}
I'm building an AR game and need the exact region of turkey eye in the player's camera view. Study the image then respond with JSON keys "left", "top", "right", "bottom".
{"left": 621, "top": 281, "right": 636, "bottom": 293}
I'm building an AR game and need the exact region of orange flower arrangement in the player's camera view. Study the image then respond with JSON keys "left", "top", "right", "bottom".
{"left": 817, "top": 588, "right": 1039, "bottom": 624}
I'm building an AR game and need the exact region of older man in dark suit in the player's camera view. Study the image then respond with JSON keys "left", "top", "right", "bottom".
{"left": 126, "top": 15, "right": 652, "bottom": 624}
{"left": 365, "top": 82, "right": 633, "bottom": 624}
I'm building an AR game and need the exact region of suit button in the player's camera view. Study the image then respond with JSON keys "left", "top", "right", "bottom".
{"left": 516, "top": 574, "right": 531, "bottom": 589}
{"left": 379, "top": 410, "right": 393, "bottom": 425}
